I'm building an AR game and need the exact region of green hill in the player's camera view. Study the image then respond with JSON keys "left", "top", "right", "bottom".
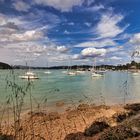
{"left": 0, "top": 62, "right": 12, "bottom": 69}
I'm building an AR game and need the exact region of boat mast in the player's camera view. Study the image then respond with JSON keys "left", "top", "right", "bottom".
{"left": 92, "top": 57, "right": 96, "bottom": 72}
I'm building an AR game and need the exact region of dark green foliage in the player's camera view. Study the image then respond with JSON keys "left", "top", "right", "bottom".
{"left": 99, "top": 125, "right": 139, "bottom": 140}
{"left": 0, "top": 62, "right": 12, "bottom": 69}
{"left": 64, "top": 132, "right": 86, "bottom": 140}
{"left": 113, "top": 113, "right": 128, "bottom": 123}
{"left": 124, "top": 103, "right": 140, "bottom": 112}
{"left": 0, "top": 134, "right": 14, "bottom": 140}
{"left": 84, "top": 121, "right": 109, "bottom": 137}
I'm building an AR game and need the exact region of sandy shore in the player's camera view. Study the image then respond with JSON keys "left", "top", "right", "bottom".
{"left": 1, "top": 103, "right": 140, "bottom": 140}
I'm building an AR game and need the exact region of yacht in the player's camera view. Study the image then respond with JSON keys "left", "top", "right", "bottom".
{"left": 132, "top": 72, "right": 140, "bottom": 76}
{"left": 62, "top": 70, "right": 67, "bottom": 74}
{"left": 131, "top": 70, "right": 140, "bottom": 76}
{"left": 67, "top": 71, "right": 77, "bottom": 76}
{"left": 19, "top": 71, "right": 39, "bottom": 80}
{"left": 66, "top": 57, "right": 77, "bottom": 76}
{"left": 97, "top": 69, "right": 107, "bottom": 75}
{"left": 76, "top": 70, "right": 85, "bottom": 74}
{"left": 130, "top": 66, "right": 140, "bottom": 76}
{"left": 92, "top": 72, "right": 103, "bottom": 77}
{"left": 91, "top": 58, "right": 104, "bottom": 77}
{"left": 44, "top": 71, "right": 51, "bottom": 74}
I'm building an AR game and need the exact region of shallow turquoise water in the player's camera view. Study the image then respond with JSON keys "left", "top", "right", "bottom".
{"left": 0, "top": 70, "right": 140, "bottom": 112}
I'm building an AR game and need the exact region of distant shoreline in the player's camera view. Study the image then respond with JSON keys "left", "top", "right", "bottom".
{"left": 1, "top": 60, "right": 140, "bottom": 71}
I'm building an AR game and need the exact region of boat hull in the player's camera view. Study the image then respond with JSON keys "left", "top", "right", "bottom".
{"left": 19, "top": 76, "right": 39, "bottom": 79}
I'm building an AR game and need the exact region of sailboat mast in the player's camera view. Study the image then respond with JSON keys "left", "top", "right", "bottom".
{"left": 92, "top": 57, "right": 96, "bottom": 72}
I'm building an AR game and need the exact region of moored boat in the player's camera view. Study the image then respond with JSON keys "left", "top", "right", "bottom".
{"left": 67, "top": 71, "right": 77, "bottom": 76}
{"left": 19, "top": 71, "right": 39, "bottom": 80}
{"left": 44, "top": 71, "right": 52, "bottom": 74}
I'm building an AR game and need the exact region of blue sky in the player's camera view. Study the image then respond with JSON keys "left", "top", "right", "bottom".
{"left": 0, "top": 0, "right": 140, "bottom": 66}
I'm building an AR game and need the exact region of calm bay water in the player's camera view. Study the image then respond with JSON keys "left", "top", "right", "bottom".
{"left": 0, "top": 69, "right": 140, "bottom": 112}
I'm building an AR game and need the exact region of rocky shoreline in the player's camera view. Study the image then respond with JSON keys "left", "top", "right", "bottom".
{"left": 1, "top": 103, "right": 140, "bottom": 140}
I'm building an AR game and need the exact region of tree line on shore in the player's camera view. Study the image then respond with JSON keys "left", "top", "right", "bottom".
{"left": 0, "top": 61, "right": 139, "bottom": 70}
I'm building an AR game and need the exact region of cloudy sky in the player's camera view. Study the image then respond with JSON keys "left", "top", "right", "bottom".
{"left": 0, "top": 0, "right": 140, "bottom": 66}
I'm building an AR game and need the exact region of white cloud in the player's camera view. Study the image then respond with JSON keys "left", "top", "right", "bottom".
{"left": 11, "top": 30, "right": 43, "bottom": 42}
{"left": 3, "top": 42, "right": 49, "bottom": 64}
{"left": 85, "top": 0, "right": 94, "bottom": 6}
{"left": 92, "top": 4, "right": 104, "bottom": 11}
{"left": 0, "top": 13, "right": 26, "bottom": 26}
{"left": 24, "top": 45, "right": 46, "bottom": 54}
{"left": 64, "top": 30, "right": 70, "bottom": 34}
{"left": 75, "top": 39, "right": 116, "bottom": 48}
{"left": 13, "top": 1, "right": 30, "bottom": 12}
{"left": 107, "top": 46, "right": 123, "bottom": 53}
{"left": 110, "top": 56, "right": 122, "bottom": 60}
{"left": 116, "top": 33, "right": 131, "bottom": 40}
{"left": 81, "top": 47, "right": 106, "bottom": 57}
{"left": 33, "top": 53, "right": 41, "bottom": 57}
{"left": 84, "top": 22, "right": 91, "bottom": 27}
{"left": 33, "top": 0, "right": 84, "bottom": 12}
{"left": 96, "top": 13, "right": 127, "bottom": 38}
{"left": 5, "top": 42, "right": 46, "bottom": 53}
{"left": 0, "top": 30, "right": 43, "bottom": 43}
{"left": 56, "top": 45, "right": 69, "bottom": 53}
{"left": 0, "top": 13, "right": 7, "bottom": 25}
{"left": 86, "top": 4, "right": 104, "bottom": 12}
{"left": 71, "top": 54, "right": 81, "bottom": 60}
{"left": 129, "top": 33, "right": 140, "bottom": 45}
{"left": 0, "top": 13, "right": 44, "bottom": 44}
{"left": 68, "top": 22, "right": 74, "bottom": 26}
{"left": 0, "top": 37, "right": 59, "bottom": 66}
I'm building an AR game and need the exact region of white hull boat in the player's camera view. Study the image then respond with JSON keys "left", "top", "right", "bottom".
{"left": 67, "top": 71, "right": 77, "bottom": 76}
{"left": 132, "top": 72, "right": 140, "bottom": 76}
{"left": 76, "top": 70, "right": 85, "bottom": 74}
{"left": 62, "top": 71, "right": 67, "bottom": 74}
{"left": 92, "top": 72, "right": 103, "bottom": 77}
{"left": 19, "top": 75, "right": 39, "bottom": 79}
{"left": 19, "top": 71, "right": 39, "bottom": 80}
{"left": 44, "top": 71, "right": 51, "bottom": 74}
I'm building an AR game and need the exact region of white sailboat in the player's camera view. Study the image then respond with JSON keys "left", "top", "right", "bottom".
{"left": 76, "top": 70, "right": 85, "bottom": 74}
{"left": 132, "top": 72, "right": 140, "bottom": 76}
{"left": 19, "top": 71, "right": 39, "bottom": 80}
{"left": 76, "top": 65, "right": 85, "bottom": 74}
{"left": 130, "top": 66, "right": 140, "bottom": 75}
{"left": 92, "top": 58, "right": 103, "bottom": 77}
{"left": 67, "top": 57, "right": 77, "bottom": 76}
{"left": 67, "top": 70, "right": 77, "bottom": 75}
{"left": 92, "top": 72, "right": 103, "bottom": 77}
{"left": 44, "top": 60, "right": 52, "bottom": 74}
{"left": 67, "top": 66, "right": 77, "bottom": 76}
{"left": 44, "top": 71, "right": 51, "bottom": 74}
{"left": 131, "top": 51, "right": 140, "bottom": 76}
{"left": 62, "top": 70, "right": 68, "bottom": 74}
{"left": 19, "top": 62, "right": 39, "bottom": 80}
{"left": 97, "top": 69, "right": 107, "bottom": 75}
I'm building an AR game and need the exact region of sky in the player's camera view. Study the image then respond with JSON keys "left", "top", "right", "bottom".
{"left": 0, "top": 0, "right": 140, "bottom": 66}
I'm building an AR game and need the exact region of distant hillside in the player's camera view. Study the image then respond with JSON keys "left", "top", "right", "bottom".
{"left": 0, "top": 62, "right": 12, "bottom": 69}
{"left": 13, "top": 65, "right": 92, "bottom": 70}
{"left": 12, "top": 61, "right": 140, "bottom": 70}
